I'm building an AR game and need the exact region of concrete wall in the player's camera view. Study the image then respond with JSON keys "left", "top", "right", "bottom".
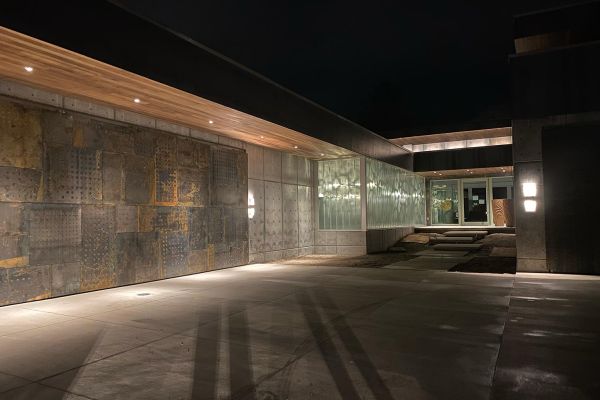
{"left": 0, "top": 91, "right": 248, "bottom": 306}
{"left": 247, "top": 145, "right": 315, "bottom": 262}
{"left": 512, "top": 111, "right": 600, "bottom": 272}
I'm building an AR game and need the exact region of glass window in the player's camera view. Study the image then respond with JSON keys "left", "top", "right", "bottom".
{"left": 317, "top": 158, "right": 361, "bottom": 230}
{"left": 366, "top": 158, "right": 425, "bottom": 228}
{"left": 463, "top": 179, "right": 489, "bottom": 224}
{"left": 431, "top": 180, "right": 459, "bottom": 224}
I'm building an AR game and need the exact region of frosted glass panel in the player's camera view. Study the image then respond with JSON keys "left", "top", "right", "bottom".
{"left": 366, "top": 159, "right": 426, "bottom": 228}
{"left": 318, "top": 158, "right": 361, "bottom": 230}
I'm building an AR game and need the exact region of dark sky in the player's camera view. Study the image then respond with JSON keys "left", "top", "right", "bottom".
{"left": 117, "top": 0, "right": 581, "bottom": 137}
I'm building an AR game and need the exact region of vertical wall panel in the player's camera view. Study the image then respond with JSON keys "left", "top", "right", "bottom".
{"left": 264, "top": 181, "right": 283, "bottom": 251}
{"left": 263, "top": 149, "right": 281, "bottom": 182}
{"left": 248, "top": 179, "right": 265, "bottom": 254}
{"left": 282, "top": 153, "right": 298, "bottom": 185}
{"left": 282, "top": 184, "right": 299, "bottom": 249}
{"left": 298, "top": 186, "right": 313, "bottom": 248}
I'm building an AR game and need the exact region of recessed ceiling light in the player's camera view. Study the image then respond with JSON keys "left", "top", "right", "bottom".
{"left": 260, "top": 135, "right": 264, "bottom": 139}
{"left": 24, "top": 66, "right": 33, "bottom": 73}
{"left": 294, "top": 145, "right": 298, "bottom": 149}
{"left": 133, "top": 98, "right": 141, "bottom": 103}
{"left": 208, "top": 120, "right": 214, "bottom": 124}
{"left": 320, "top": 153, "right": 324, "bottom": 156}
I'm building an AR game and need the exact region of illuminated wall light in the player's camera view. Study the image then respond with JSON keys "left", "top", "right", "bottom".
{"left": 247, "top": 193, "right": 256, "bottom": 219}
{"left": 522, "top": 182, "right": 537, "bottom": 197}
{"left": 24, "top": 66, "right": 34, "bottom": 73}
{"left": 524, "top": 200, "right": 537, "bottom": 213}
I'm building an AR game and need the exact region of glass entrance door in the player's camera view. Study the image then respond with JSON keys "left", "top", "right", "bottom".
{"left": 461, "top": 179, "right": 489, "bottom": 225}
{"left": 430, "top": 180, "right": 459, "bottom": 225}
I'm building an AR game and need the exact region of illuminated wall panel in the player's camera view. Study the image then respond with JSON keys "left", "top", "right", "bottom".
{"left": 317, "top": 158, "right": 361, "bottom": 230}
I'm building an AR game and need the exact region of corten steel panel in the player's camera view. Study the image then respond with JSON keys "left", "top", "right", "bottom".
{"left": 0, "top": 166, "right": 42, "bottom": 202}
{"left": 28, "top": 204, "right": 81, "bottom": 266}
{"left": 297, "top": 157, "right": 312, "bottom": 187}
{"left": 103, "top": 152, "right": 123, "bottom": 203}
{"left": 0, "top": 203, "right": 26, "bottom": 235}
{"left": 155, "top": 135, "right": 178, "bottom": 204}
{"left": 282, "top": 153, "right": 298, "bottom": 185}
{"left": 7, "top": 265, "right": 52, "bottom": 303}
{"left": 188, "top": 207, "right": 208, "bottom": 251}
{"left": 264, "top": 181, "right": 283, "bottom": 251}
{"left": 543, "top": 125, "right": 600, "bottom": 274}
{"left": 133, "top": 232, "right": 160, "bottom": 283}
{"left": 0, "top": 100, "right": 43, "bottom": 169}
{"left": 178, "top": 167, "right": 209, "bottom": 207}
{"left": 139, "top": 206, "right": 188, "bottom": 233}
{"left": 124, "top": 155, "right": 153, "bottom": 205}
{"left": 188, "top": 249, "right": 210, "bottom": 274}
{"left": 50, "top": 261, "right": 82, "bottom": 297}
{"left": 41, "top": 111, "right": 73, "bottom": 145}
{"left": 248, "top": 179, "right": 265, "bottom": 254}
{"left": 263, "top": 149, "right": 282, "bottom": 182}
{"left": 298, "top": 186, "right": 313, "bottom": 248}
{"left": 132, "top": 129, "right": 157, "bottom": 158}
{"left": 115, "top": 205, "right": 138, "bottom": 233}
{"left": 81, "top": 205, "right": 116, "bottom": 291}
{"left": 46, "top": 146, "right": 102, "bottom": 204}
{"left": 210, "top": 147, "right": 247, "bottom": 207}
{"left": 282, "top": 184, "right": 299, "bottom": 249}
{"left": 160, "top": 231, "right": 189, "bottom": 278}
{"left": 208, "top": 207, "right": 226, "bottom": 253}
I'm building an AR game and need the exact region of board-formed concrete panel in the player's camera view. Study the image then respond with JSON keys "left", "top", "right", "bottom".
{"left": 298, "top": 186, "right": 313, "bottom": 247}
{"left": 282, "top": 153, "right": 298, "bottom": 185}
{"left": 246, "top": 144, "right": 264, "bottom": 180}
{"left": 282, "top": 184, "right": 299, "bottom": 249}
{"left": 263, "top": 149, "right": 281, "bottom": 182}
{"left": 264, "top": 181, "right": 283, "bottom": 251}
{"left": 248, "top": 179, "right": 265, "bottom": 254}
{"left": 298, "top": 157, "right": 312, "bottom": 186}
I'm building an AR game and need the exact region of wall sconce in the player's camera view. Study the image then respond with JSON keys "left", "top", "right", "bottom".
{"left": 522, "top": 182, "right": 537, "bottom": 197}
{"left": 248, "top": 193, "right": 255, "bottom": 219}
{"left": 524, "top": 200, "right": 537, "bottom": 213}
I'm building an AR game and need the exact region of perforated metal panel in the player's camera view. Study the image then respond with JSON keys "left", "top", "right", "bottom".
{"left": 160, "top": 231, "right": 189, "bottom": 278}
{"left": 81, "top": 205, "right": 115, "bottom": 291}
{"left": 178, "top": 167, "right": 208, "bottom": 206}
{"left": 189, "top": 207, "right": 208, "bottom": 250}
{"left": 115, "top": 205, "right": 138, "bottom": 233}
{"left": 155, "top": 136, "right": 177, "bottom": 204}
{"left": 0, "top": 166, "right": 41, "bottom": 202}
{"left": 212, "top": 149, "right": 237, "bottom": 186}
{"left": 211, "top": 147, "right": 247, "bottom": 207}
{"left": 29, "top": 205, "right": 81, "bottom": 248}
{"left": 46, "top": 146, "right": 102, "bottom": 203}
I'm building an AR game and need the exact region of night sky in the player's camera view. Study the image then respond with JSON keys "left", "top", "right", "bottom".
{"left": 117, "top": 0, "right": 581, "bottom": 138}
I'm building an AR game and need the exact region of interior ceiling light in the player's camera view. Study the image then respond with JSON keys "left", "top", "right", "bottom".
{"left": 24, "top": 66, "right": 33, "bottom": 73}
{"left": 133, "top": 98, "right": 141, "bottom": 103}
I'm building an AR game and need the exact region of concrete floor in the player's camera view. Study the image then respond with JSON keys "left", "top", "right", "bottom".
{"left": 0, "top": 263, "right": 599, "bottom": 399}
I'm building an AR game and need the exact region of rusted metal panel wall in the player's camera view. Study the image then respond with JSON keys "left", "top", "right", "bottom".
{"left": 0, "top": 98, "right": 248, "bottom": 306}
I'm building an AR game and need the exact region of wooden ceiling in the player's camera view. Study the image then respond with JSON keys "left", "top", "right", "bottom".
{"left": 0, "top": 27, "right": 354, "bottom": 159}
{"left": 390, "top": 127, "right": 512, "bottom": 146}
{"left": 418, "top": 166, "right": 514, "bottom": 179}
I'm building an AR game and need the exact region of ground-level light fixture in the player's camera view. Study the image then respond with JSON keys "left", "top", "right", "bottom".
{"left": 24, "top": 66, "right": 34, "bottom": 73}
{"left": 522, "top": 182, "right": 537, "bottom": 197}
{"left": 524, "top": 200, "right": 537, "bottom": 213}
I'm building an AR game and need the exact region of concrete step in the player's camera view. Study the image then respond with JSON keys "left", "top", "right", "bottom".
{"left": 433, "top": 243, "right": 483, "bottom": 251}
{"left": 444, "top": 230, "right": 488, "bottom": 239}
{"left": 431, "top": 237, "right": 474, "bottom": 244}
